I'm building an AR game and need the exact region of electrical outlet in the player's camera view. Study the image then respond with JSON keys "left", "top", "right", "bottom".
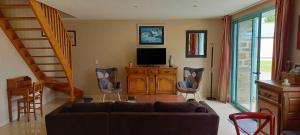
{"left": 95, "top": 59, "right": 99, "bottom": 65}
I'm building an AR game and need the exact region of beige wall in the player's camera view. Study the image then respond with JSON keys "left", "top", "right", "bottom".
{"left": 64, "top": 19, "right": 224, "bottom": 98}
{"left": 289, "top": 0, "right": 300, "bottom": 63}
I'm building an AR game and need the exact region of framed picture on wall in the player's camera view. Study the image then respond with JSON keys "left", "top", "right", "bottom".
{"left": 297, "top": 16, "right": 300, "bottom": 49}
{"left": 186, "top": 30, "right": 207, "bottom": 58}
{"left": 139, "top": 26, "right": 164, "bottom": 45}
{"left": 67, "top": 30, "right": 76, "bottom": 46}
{"left": 41, "top": 30, "right": 77, "bottom": 46}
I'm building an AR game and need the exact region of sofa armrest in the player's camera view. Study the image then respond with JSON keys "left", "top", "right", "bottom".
{"left": 46, "top": 102, "right": 72, "bottom": 117}
{"left": 199, "top": 101, "right": 218, "bottom": 114}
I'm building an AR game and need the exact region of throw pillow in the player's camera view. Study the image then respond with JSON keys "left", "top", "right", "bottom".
{"left": 100, "top": 79, "right": 113, "bottom": 89}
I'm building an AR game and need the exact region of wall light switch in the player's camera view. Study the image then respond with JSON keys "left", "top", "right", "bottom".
{"left": 95, "top": 59, "right": 99, "bottom": 65}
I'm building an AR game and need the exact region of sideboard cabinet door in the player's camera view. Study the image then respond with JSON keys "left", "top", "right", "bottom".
{"left": 156, "top": 75, "right": 176, "bottom": 94}
{"left": 127, "top": 75, "right": 148, "bottom": 94}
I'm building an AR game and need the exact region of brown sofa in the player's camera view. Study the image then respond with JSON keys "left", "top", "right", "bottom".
{"left": 45, "top": 101, "right": 219, "bottom": 135}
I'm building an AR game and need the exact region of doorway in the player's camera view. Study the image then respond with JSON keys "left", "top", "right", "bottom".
{"left": 231, "top": 8, "right": 275, "bottom": 112}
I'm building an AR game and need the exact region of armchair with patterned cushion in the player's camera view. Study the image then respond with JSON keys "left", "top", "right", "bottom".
{"left": 96, "top": 67, "right": 121, "bottom": 102}
{"left": 177, "top": 67, "right": 204, "bottom": 99}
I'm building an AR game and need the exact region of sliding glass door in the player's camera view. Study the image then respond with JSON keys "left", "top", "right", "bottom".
{"left": 231, "top": 8, "right": 275, "bottom": 112}
{"left": 232, "top": 17, "right": 259, "bottom": 111}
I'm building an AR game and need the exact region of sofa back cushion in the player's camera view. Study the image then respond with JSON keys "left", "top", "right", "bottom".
{"left": 154, "top": 101, "right": 207, "bottom": 112}
{"left": 112, "top": 102, "right": 153, "bottom": 112}
{"left": 67, "top": 102, "right": 112, "bottom": 112}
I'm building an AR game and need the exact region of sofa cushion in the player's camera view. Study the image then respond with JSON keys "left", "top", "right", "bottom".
{"left": 154, "top": 101, "right": 207, "bottom": 112}
{"left": 112, "top": 102, "right": 153, "bottom": 112}
{"left": 68, "top": 103, "right": 112, "bottom": 112}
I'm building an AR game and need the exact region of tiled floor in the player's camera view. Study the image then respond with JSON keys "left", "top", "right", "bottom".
{"left": 0, "top": 97, "right": 240, "bottom": 135}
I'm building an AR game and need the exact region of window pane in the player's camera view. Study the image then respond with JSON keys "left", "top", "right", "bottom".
{"left": 260, "top": 9, "right": 275, "bottom": 80}
{"left": 261, "top": 9, "right": 275, "bottom": 38}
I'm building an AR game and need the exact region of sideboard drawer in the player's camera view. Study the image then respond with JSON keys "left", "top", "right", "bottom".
{"left": 158, "top": 68, "right": 176, "bottom": 74}
{"left": 147, "top": 69, "right": 158, "bottom": 75}
{"left": 259, "top": 88, "right": 280, "bottom": 103}
{"left": 127, "top": 68, "right": 146, "bottom": 74}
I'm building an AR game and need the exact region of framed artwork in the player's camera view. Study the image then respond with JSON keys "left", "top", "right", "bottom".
{"left": 186, "top": 30, "right": 207, "bottom": 58}
{"left": 41, "top": 30, "right": 77, "bottom": 46}
{"left": 297, "top": 16, "right": 300, "bottom": 49}
{"left": 67, "top": 30, "right": 76, "bottom": 46}
{"left": 139, "top": 26, "right": 164, "bottom": 45}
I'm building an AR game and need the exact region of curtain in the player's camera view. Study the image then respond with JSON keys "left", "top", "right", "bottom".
{"left": 218, "top": 15, "right": 232, "bottom": 103}
{"left": 272, "top": 0, "right": 292, "bottom": 80}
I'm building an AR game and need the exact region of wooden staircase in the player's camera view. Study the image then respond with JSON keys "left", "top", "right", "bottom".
{"left": 0, "top": 0, "right": 83, "bottom": 99}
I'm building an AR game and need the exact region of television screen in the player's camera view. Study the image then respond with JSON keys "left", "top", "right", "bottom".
{"left": 137, "top": 48, "right": 166, "bottom": 65}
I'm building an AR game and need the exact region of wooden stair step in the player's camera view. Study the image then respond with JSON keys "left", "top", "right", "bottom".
{"left": 44, "top": 80, "right": 59, "bottom": 86}
{"left": 19, "top": 38, "right": 48, "bottom": 40}
{"left": 42, "top": 70, "right": 64, "bottom": 72}
{"left": 10, "top": 28, "right": 42, "bottom": 31}
{"left": 26, "top": 47, "right": 52, "bottom": 49}
{"left": 53, "top": 87, "right": 83, "bottom": 97}
{"left": 48, "top": 76, "right": 67, "bottom": 79}
{"left": 31, "top": 55, "right": 56, "bottom": 58}
{"left": 45, "top": 82, "right": 84, "bottom": 98}
{"left": 52, "top": 82, "right": 68, "bottom": 86}
{"left": 0, "top": 4, "right": 30, "bottom": 9}
{"left": 0, "top": 17, "right": 37, "bottom": 20}
{"left": 36, "top": 63, "right": 61, "bottom": 65}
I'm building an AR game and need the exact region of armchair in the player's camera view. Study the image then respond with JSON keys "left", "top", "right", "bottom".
{"left": 96, "top": 67, "right": 121, "bottom": 102}
{"left": 177, "top": 67, "right": 204, "bottom": 98}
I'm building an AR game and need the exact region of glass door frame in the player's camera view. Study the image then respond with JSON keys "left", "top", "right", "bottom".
{"left": 230, "top": 6, "right": 275, "bottom": 112}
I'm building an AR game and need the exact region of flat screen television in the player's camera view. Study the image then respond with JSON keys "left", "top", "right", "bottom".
{"left": 137, "top": 48, "right": 166, "bottom": 65}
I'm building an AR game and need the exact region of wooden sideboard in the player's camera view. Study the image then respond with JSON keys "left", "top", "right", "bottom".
{"left": 256, "top": 80, "right": 300, "bottom": 135}
{"left": 126, "top": 67, "right": 177, "bottom": 95}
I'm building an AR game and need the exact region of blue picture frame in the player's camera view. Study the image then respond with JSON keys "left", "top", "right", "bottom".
{"left": 139, "top": 26, "right": 164, "bottom": 45}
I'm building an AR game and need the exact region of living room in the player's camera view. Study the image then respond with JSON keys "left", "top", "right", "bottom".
{"left": 0, "top": 0, "right": 299, "bottom": 135}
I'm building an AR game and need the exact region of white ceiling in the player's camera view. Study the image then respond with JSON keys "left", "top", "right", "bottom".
{"left": 39, "top": 0, "right": 265, "bottom": 20}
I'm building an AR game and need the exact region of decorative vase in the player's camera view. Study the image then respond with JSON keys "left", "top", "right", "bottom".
{"left": 168, "top": 55, "right": 173, "bottom": 67}
{"left": 128, "top": 61, "right": 133, "bottom": 67}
